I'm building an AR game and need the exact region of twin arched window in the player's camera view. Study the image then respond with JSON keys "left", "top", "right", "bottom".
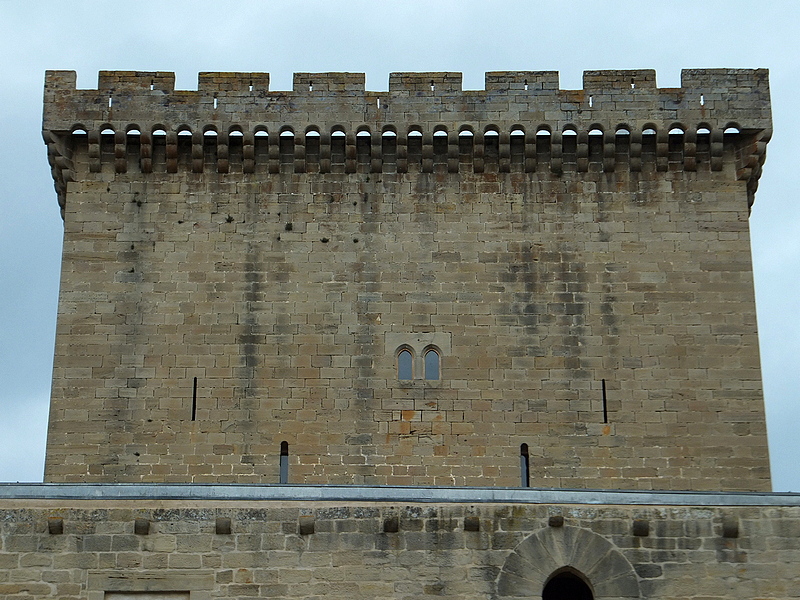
{"left": 397, "top": 348, "right": 440, "bottom": 381}
{"left": 424, "top": 349, "right": 440, "bottom": 380}
{"left": 398, "top": 349, "right": 413, "bottom": 380}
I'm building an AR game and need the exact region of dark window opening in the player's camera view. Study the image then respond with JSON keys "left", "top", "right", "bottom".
{"left": 279, "top": 441, "right": 289, "bottom": 484}
{"left": 520, "top": 443, "right": 530, "bottom": 487}
{"left": 398, "top": 349, "right": 413, "bottom": 380}
{"left": 542, "top": 572, "right": 593, "bottom": 600}
{"left": 191, "top": 377, "right": 198, "bottom": 421}
{"left": 424, "top": 349, "right": 440, "bottom": 380}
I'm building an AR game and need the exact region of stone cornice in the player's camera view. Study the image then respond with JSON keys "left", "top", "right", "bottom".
{"left": 42, "top": 69, "right": 772, "bottom": 216}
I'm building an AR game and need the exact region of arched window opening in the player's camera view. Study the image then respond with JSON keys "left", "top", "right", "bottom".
{"left": 382, "top": 128, "right": 398, "bottom": 156}
{"left": 432, "top": 128, "right": 448, "bottom": 156}
{"left": 510, "top": 128, "right": 526, "bottom": 159}
{"left": 697, "top": 127, "right": 711, "bottom": 135}
{"left": 542, "top": 571, "right": 593, "bottom": 600}
{"left": 615, "top": 128, "right": 631, "bottom": 136}
{"left": 724, "top": 126, "right": 740, "bottom": 134}
{"left": 642, "top": 128, "right": 657, "bottom": 136}
{"left": 204, "top": 129, "right": 218, "bottom": 138}
{"left": 483, "top": 128, "right": 500, "bottom": 157}
{"left": 229, "top": 129, "right": 244, "bottom": 137}
{"left": 254, "top": 129, "right": 269, "bottom": 137}
{"left": 280, "top": 129, "right": 295, "bottom": 138}
{"left": 398, "top": 349, "right": 413, "bottom": 380}
{"left": 408, "top": 129, "right": 423, "bottom": 138}
{"left": 330, "top": 129, "right": 347, "bottom": 163}
{"left": 152, "top": 129, "right": 167, "bottom": 137}
{"left": 177, "top": 129, "right": 192, "bottom": 137}
{"left": 520, "top": 443, "right": 530, "bottom": 488}
{"left": 536, "top": 128, "right": 551, "bottom": 137}
{"left": 458, "top": 128, "right": 474, "bottom": 154}
{"left": 668, "top": 127, "right": 685, "bottom": 135}
{"left": 356, "top": 129, "right": 371, "bottom": 161}
{"left": 279, "top": 441, "right": 289, "bottom": 484}
{"left": 71, "top": 128, "right": 87, "bottom": 136}
{"left": 305, "top": 129, "right": 321, "bottom": 138}
{"left": 101, "top": 128, "right": 115, "bottom": 136}
{"left": 127, "top": 129, "right": 141, "bottom": 136}
{"left": 424, "top": 349, "right": 440, "bottom": 381}
{"left": 588, "top": 128, "right": 603, "bottom": 137}
{"left": 562, "top": 127, "right": 577, "bottom": 137}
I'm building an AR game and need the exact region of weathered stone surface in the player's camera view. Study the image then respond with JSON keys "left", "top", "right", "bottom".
{"left": 42, "top": 70, "right": 772, "bottom": 491}
{"left": 4, "top": 502, "right": 769, "bottom": 600}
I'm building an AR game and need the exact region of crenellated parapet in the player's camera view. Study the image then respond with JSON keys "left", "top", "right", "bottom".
{"left": 43, "top": 69, "right": 772, "bottom": 212}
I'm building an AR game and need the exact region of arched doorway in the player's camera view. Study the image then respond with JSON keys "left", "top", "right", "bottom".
{"left": 495, "top": 526, "right": 640, "bottom": 599}
{"left": 542, "top": 570, "right": 593, "bottom": 600}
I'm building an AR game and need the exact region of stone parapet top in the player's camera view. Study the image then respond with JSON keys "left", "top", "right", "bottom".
{"left": 0, "top": 484, "right": 797, "bottom": 506}
{"left": 43, "top": 69, "right": 772, "bottom": 134}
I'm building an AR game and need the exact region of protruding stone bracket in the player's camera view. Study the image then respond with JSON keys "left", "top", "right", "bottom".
{"left": 215, "top": 517, "right": 232, "bottom": 535}
{"left": 548, "top": 515, "right": 564, "bottom": 528}
{"left": 722, "top": 515, "right": 740, "bottom": 538}
{"left": 42, "top": 131, "right": 72, "bottom": 216}
{"left": 134, "top": 518, "right": 150, "bottom": 535}
{"left": 298, "top": 514, "right": 315, "bottom": 535}
{"left": 383, "top": 515, "right": 399, "bottom": 533}
{"left": 734, "top": 128, "right": 772, "bottom": 208}
{"left": 632, "top": 519, "right": 650, "bottom": 537}
{"left": 464, "top": 516, "right": 480, "bottom": 532}
{"left": 47, "top": 516, "right": 64, "bottom": 535}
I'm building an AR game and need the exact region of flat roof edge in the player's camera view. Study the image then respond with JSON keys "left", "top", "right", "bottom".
{"left": 0, "top": 484, "right": 797, "bottom": 506}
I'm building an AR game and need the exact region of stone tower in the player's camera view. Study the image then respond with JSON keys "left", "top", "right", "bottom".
{"left": 42, "top": 69, "right": 771, "bottom": 491}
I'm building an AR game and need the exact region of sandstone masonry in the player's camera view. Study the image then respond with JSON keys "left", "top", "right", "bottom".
{"left": 0, "top": 487, "right": 799, "bottom": 600}
{"left": 42, "top": 70, "right": 772, "bottom": 489}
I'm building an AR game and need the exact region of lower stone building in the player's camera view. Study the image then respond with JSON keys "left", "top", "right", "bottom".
{"left": 0, "top": 486, "right": 799, "bottom": 599}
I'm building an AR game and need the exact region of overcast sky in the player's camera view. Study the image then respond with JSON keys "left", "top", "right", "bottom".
{"left": 1, "top": 0, "right": 798, "bottom": 491}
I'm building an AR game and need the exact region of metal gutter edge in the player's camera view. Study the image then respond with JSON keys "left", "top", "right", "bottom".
{"left": 0, "top": 484, "right": 797, "bottom": 506}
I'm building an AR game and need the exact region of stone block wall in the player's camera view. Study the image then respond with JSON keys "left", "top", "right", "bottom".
{"left": 42, "top": 71, "right": 771, "bottom": 489}
{"left": 0, "top": 493, "right": 798, "bottom": 600}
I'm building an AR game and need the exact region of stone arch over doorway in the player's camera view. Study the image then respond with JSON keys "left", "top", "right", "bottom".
{"left": 496, "top": 526, "right": 641, "bottom": 600}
